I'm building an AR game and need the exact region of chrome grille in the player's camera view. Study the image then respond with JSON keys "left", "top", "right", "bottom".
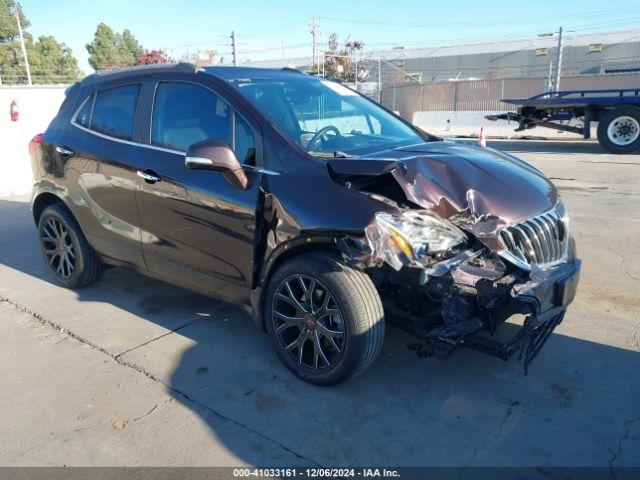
{"left": 499, "top": 203, "right": 569, "bottom": 269}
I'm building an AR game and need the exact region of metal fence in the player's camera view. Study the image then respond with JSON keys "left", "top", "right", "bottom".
{"left": 379, "top": 72, "right": 640, "bottom": 120}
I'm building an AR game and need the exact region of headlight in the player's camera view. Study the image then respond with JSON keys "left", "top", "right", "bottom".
{"left": 365, "top": 210, "right": 467, "bottom": 270}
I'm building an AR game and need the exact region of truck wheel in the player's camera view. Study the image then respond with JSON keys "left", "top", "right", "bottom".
{"left": 38, "top": 204, "right": 104, "bottom": 288}
{"left": 264, "top": 253, "right": 385, "bottom": 386}
{"left": 597, "top": 106, "right": 640, "bottom": 154}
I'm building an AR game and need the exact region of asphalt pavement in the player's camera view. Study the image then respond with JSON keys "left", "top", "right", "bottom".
{"left": 0, "top": 139, "right": 638, "bottom": 467}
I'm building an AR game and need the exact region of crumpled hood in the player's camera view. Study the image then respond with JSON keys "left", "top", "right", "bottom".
{"left": 329, "top": 141, "right": 558, "bottom": 247}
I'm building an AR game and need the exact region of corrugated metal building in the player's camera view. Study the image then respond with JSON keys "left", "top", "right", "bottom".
{"left": 380, "top": 29, "right": 640, "bottom": 83}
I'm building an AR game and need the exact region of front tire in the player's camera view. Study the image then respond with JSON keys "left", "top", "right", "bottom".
{"left": 597, "top": 106, "right": 640, "bottom": 154}
{"left": 264, "top": 253, "right": 385, "bottom": 386}
{"left": 38, "top": 204, "right": 104, "bottom": 289}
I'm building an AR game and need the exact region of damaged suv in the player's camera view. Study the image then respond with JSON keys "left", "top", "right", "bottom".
{"left": 30, "top": 63, "right": 580, "bottom": 385}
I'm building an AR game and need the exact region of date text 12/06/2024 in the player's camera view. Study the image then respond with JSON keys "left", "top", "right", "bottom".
{"left": 232, "top": 468, "right": 401, "bottom": 478}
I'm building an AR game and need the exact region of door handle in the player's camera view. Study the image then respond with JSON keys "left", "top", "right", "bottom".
{"left": 136, "top": 170, "right": 161, "bottom": 184}
{"left": 55, "top": 145, "right": 75, "bottom": 157}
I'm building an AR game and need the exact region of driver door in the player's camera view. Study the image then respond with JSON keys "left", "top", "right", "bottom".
{"left": 134, "top": 79, "right": 262, "bottom": 304}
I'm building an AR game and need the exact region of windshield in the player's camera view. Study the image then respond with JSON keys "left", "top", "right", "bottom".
{"left": 231, "top": 75, "right": 424, "bottom": 156}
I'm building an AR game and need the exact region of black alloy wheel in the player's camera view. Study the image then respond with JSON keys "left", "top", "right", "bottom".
{"left": 38, "top": 204, "right": 104, "bottom": 288}
{"left": 265, "top": 253, "right": 385, "bottom": 386}
{"left": 271, "top": 274, "right": 345, "bottom": 371}
{"left": 41, "top": 216, "right": 76, "bottom": 280}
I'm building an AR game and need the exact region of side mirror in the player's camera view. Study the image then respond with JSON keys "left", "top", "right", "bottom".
{"left": 185, "top": 138, "right": 248, "bottom": 190}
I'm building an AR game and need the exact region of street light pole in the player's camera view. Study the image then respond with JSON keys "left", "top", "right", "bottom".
{"left": 13, "top": 7, "right": 32, "bottom": 85}
{"left": 554, "top": 26, "right": 563, "bottom": 92}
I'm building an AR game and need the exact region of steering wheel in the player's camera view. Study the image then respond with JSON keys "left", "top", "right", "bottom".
{"left": 307, "top": 125, "right": 341, "bottom": 151}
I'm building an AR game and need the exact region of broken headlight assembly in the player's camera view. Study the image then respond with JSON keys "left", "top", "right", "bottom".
{"left": 365, "top": 210, "right": 467, "bottom": 270}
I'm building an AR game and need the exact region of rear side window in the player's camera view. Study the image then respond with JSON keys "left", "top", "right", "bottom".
{"left": 90, "top": 85, "right": 140, "bottom": 141}
{"left": 152, "top": 82, "right": 231, "bottom": 152}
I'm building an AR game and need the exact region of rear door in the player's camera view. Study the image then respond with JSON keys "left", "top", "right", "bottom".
{"left": 134, "top": 79, "right": 263, "bottom": 304}
{"left": 53, "top": 83, "right": 145, "bottom": 268}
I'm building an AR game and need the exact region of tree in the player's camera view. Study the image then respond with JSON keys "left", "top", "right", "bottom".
{"left": 135, "top": 49, "right": 174, "bottom": 65}
{"left": 30, "top": 35, "right": 81, "bottom": 83}
{"left": 86, "top": 23, "right": 143, "bottom": 70}
{"left": 119, "top": 29, "right": 142, "bottom": 66}
{"left": 0, "top": 0, "right": 28, "bottom": 41}
{"left": 0, "top": 1, "right": 80, "bottom": 84}
{"left": 322, "top": 33, "right": 364, "bottom": 83}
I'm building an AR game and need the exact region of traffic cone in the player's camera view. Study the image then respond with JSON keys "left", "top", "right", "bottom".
{"left": 478, "top": 127, "right": 486, "bottom": 148}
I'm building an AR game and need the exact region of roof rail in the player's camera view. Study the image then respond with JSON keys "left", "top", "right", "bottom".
{"left": 81, "top": 63, "right": 199, "bottom": 85}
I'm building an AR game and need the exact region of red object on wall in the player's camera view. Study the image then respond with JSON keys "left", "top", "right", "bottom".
{"left": 10, "top": 100, "right": 19, "bottom": 122}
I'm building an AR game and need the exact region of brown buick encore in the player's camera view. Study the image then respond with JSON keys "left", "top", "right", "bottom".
{"left": 30, "top": 63, "right": 580, "bottom": 385}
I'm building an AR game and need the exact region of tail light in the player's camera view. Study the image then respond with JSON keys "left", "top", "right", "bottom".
{"left": 29, "top": 133, "right": 44, "bottom": 157}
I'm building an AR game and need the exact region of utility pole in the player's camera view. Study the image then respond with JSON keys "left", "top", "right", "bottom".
{"left": 378, "top": 57, "right": 382, "bottom": 102}
{"left": 354, "top": 55, "right": 358, "bottom": 90}
{"left": 554, "top": 26, "right": 563, "bottom": 92}
{"left": 231, "top": 31, "right": 238, "bottom": 66}
{"left": 281, "top": 39, "right": 285, "bottom": 67}
{"left": 309, "top": 17, "right": 319, "bottom": 71}
{"left": 13, "top": 7, "right": 32, "bottom": 85}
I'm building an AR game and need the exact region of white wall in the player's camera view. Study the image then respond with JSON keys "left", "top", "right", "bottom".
{"left": 0, "top": 86, "right": 66, "bottom": 196}
{"left": 413, "top": 110, "right": 585, "bottom": 140}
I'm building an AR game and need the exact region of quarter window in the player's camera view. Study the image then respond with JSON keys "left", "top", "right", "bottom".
{"left": 75, "top": 95, "right": 93, "bottom": 128}
{"left": 90, "top": 85, "right": 140, "bottom": 141}
{"left": 152, "top": 82, "right": 232, "bottom": 152}
{"left": 235, "top": 115, "right": 256, "bottom": 166}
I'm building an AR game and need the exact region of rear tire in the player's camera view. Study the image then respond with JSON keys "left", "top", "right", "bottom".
{"left": 597, "top": 106, "right": 640, "bottom": 154}
{"left": 38, "top": 204, "right": 104, "bottom": 288}
{"left": 264, "top": 253, "right": 385, "bottom": 386}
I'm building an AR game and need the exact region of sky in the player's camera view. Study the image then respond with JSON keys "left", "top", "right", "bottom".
{"left": 19, "top": 0, "right": 640, "bottom": 74}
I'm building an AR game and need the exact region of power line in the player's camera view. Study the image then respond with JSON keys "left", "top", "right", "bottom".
{"left": 319, "top": 6, "right": 640, "bottom": 29}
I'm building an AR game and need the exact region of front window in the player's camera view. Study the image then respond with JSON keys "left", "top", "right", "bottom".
{"left": 152, "top": 82, "right": 231, "bottom": 152}
{"left": 151, "top": 82, "right": 256, "bottom": 165}
{"left": 231, "top": 75, "right": 423, "bottom": 156}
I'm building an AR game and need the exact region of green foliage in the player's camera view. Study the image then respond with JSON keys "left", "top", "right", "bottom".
{"left": 86, "top": 23, "right": 143, "bottom": 70}
{"left": 30, "top": 35, "right": 81, "bottom": 83}
{"left": 0, "top": 0, "right": 29, "bottom": 42}
{"left": 0, "top": 1, "right": 80, "bottom": 84}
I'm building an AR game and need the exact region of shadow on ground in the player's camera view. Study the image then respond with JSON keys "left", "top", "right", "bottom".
{"left": 0, "top": 197, "right": 639, "bottom": 467}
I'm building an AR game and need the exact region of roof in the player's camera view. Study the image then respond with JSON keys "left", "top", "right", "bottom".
{"left": 77, "top": 63, "right": 307, "bottom": 87}
{"left": 201, "top": 66, "right": 306, "bottom": 80}
{"left": 79, "top": 63, "right": 199, "bottom": 85}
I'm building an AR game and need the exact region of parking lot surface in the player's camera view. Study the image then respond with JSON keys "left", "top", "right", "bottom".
{"left": 1, "top": 140, "right": 639, "bottom": 467}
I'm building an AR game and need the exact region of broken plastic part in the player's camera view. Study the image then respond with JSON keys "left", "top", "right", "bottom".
{"left": 365, "top": 210, "right": 467, "bottom": 271}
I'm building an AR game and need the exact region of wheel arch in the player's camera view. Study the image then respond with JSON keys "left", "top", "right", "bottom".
{"left": 250, "top": 235, "right": 346, "bottom": 331}
{"left": 32, "top": 191, "right": 68, "bottom": 225}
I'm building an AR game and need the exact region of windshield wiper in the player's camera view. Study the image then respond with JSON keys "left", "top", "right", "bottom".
{"left": 308, "top": 150, "right": 356, "bottom": 159}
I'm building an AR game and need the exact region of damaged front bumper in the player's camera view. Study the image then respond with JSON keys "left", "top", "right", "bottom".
{"left": 410, "top": 252, "right": 581, "bottom": 373}
{"left": 461, "top": 256, "right": 580, "bottom": 373}
{"left": 354, "top": 232, "right": 581, "bottom": 373}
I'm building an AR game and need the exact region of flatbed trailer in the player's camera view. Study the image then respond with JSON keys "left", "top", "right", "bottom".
{"left": 486, "top": 88, "right": 640, "bottom": 154}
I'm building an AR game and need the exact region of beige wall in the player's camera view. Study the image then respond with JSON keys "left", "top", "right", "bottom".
{"left": 0, "top": 86, "right": 67, "bottom": 196}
